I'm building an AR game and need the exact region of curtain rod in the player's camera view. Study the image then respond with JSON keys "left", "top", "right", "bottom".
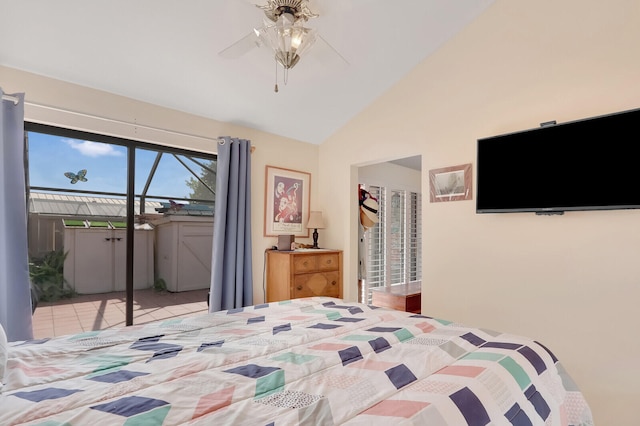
{"left": 5, "top": 97, "right": 257, "bottom": 152}
{"left": 24, "top": 100, "right": 222, "bottom": 143}
{"left": 2, "top": 94, "right": 19, "bottom": 105}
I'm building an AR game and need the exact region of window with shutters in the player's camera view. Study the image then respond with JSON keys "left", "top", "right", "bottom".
{"left": 361, "top": 185, "right": 422, "bottom": 303}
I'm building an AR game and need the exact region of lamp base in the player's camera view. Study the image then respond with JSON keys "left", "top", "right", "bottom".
{"left": 312, "top": 228, "right": 319, "bottom": 249}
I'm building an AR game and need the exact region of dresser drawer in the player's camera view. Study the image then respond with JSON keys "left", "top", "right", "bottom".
{"left": 317, "top": 253, "right": 340, "bottom": 271}
{"left": 293, "top": 271, "right": 340, "bottom": 298}
{"left": 293, "top": 255, "right": 319, "bottom": 273}
{"left": 292, "top": 253, "right": 340, "bottom": 273}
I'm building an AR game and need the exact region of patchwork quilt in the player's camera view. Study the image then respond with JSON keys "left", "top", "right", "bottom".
{"left": 0, "top": 297, "right": 593, "bottom": 425}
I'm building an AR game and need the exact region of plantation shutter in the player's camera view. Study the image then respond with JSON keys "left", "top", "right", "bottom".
{"left": 388, "top": 190, "right": 406, "bottom": 286}
{"left": 408, "top": 192, "right": 422, "bottom": 282}
{"left": 363, "top": 185, "right": 421, "bottom": 304}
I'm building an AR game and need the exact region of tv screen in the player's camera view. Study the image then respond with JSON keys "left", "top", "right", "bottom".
{"left": 476, "top": 107, "right": 640, "bottom": 214}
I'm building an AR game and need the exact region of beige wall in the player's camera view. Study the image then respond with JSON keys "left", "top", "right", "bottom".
{"left": 1, "top": 64, "right": 320, "bottom": 305}
{"left": 319, "top": 0, "right": 640, "bottom": 424}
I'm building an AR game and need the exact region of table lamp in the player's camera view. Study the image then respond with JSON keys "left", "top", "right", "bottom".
{"left": 306, "top": 211, "right": 325, "bottom": 249}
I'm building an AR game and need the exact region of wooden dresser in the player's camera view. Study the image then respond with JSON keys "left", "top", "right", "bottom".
{"left": 266, "top": 249, "right": 343, "bottom": 302}
{"left": 370, "top": 282, "right": 422, "bottom": 314}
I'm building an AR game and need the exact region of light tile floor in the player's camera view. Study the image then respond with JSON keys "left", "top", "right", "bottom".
{"left": 32, "top": 288, "right": 209, "bottom": 339}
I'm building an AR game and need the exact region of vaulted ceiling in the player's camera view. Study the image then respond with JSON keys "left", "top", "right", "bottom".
{"left": 0, "top": 0, "right": 494, "bottom": 144}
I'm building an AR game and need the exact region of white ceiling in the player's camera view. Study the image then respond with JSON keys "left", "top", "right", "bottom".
{"left": 0, "top": 0, "right": 494, "bottom": 145}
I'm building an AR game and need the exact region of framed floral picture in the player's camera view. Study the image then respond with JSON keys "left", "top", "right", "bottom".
{"left": 429, "top": 163, "right": 472, "bottom": 202}
{"left": 264, "top": 166, "right": 311, "bottom": 237}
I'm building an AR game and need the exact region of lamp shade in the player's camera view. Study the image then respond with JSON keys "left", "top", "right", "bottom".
{"left": 306, "top": 211, "right": 325, "bottom": 229}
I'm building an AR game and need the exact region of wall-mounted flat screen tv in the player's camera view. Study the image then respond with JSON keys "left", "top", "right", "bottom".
{"left": 476, "top": 107, "right": 640, "bottom": 214}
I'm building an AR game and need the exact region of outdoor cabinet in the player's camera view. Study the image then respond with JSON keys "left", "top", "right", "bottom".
{"left": 153, "top": 216, "right": 213, "bottom": 292}
{"left": 63, "top": 222, "right": 154, "bottom": 294}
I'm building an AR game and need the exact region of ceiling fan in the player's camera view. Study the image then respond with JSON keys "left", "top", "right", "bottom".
{"left": 219, "top": 0, "right": 347, "bottom": 92}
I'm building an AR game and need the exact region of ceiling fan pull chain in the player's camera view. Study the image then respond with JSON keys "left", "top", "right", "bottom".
{"left": 274, "top": 59, "right": 279, "bottom": 93}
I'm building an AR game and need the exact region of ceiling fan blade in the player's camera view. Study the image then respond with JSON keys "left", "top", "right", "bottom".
{"left": 318, "top": 35, "right": 349, "bottom": 66}
{"left": 218, "top": 31, "right": 263, "bottom": 59}
{"left": 305, "top": 34, "right": 349, "bottom": 69}
{"left": 237, "top": 0, "right": 264, "bottom": 9}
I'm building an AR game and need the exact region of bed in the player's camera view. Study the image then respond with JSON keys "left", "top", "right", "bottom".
{"left": 0, "top": 297, "right": 593, "bottom": 425}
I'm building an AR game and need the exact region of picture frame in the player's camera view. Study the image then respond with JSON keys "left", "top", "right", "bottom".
{"left": 429, "top": 163, "right": 472, "bottom": 202}
{"left": 264, "top": 165, "right": 311, "bottom": 237}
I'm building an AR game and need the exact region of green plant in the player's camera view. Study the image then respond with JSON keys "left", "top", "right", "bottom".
{"left": 153, "top": 277, "right": 167, "bottom": 292}
{"left": 29, "top": 250, "right": 77, "bottom": 302}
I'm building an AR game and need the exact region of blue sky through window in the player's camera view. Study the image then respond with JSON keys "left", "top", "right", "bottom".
{"left": 28, "top": 132, "right": 210, "bottom": 200}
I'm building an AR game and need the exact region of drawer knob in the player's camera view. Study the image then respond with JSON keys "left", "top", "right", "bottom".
{"left": 331, "top": 281, "right": 336, "bottom": 285}
{"left": 297, "top": 285, "right": 303, "bottom": 290}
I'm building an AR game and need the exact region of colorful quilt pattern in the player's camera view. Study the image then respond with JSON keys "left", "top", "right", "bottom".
{"left": 0, "top": 297, "right": 593, "bottom": 425}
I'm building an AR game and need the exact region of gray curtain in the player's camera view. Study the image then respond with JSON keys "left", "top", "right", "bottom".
{"left": 209, "top": 137, "right": 253, "bottom": 311}
{"left": 0, "top": 90, "right": 33, "bottom": 342}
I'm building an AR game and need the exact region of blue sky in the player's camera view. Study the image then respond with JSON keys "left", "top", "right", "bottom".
{"left": 28, "top": 132, "right": 212, "bottom": 200}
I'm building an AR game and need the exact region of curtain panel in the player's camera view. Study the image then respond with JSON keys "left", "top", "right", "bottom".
{"left": 209, "top": 137, "right": 253, "bottom": 311}
{"left": 0, "top": 90, "right": 33, "bottom": 342}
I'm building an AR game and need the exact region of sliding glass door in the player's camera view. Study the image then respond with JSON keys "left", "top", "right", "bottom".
{"left": 26, "top": 123, "right": 215, "bottom": 337}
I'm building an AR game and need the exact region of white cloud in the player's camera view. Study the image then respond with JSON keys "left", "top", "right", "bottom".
{"left": 65, "top": 139, "right": 123, "bottom": 157}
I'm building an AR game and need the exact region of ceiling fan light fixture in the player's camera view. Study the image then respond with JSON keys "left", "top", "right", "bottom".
{"left": 275, "top": 51, "right": 301, "bottom": 69}
{"left": 252, "top": 0, "right": 322, "bottom": 91}
{"left": 257, "top": 19, "right": 317, "bottom": 70}
{"left": 258, "top": 0, "right": 318, "bottom": 23}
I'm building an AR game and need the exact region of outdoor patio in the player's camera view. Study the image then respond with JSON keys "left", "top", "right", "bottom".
{"left": 31, "top": 288, "right": 209, "bottom": 339}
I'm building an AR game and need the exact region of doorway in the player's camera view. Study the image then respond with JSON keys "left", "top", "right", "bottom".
{"left": 357, "top": 155, "right": 422, "bottom": 304}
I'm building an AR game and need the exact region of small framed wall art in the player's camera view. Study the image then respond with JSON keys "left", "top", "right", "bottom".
{"left": 264, "top": 165, "right": 311, "bottom": 237}
{"left": 429, "top": 163, "right": 472, "bottom": 202}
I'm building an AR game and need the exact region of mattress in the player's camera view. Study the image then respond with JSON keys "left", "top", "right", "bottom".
{"left": 0, "top": 297, "right": 593, "bottom": 425}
